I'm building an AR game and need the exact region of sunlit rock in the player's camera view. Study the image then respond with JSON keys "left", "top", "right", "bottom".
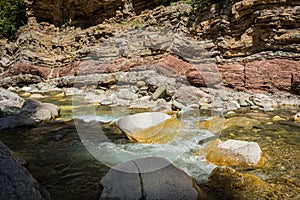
{"left": 293, "top": 112, "right": 300, "bottom": 123}
{"left": 29, "top": 93, "right": 48, "bottom": 99}
{"left": 272, "top": 115, "right": 285, "bottom": 121}
{"left": 206, "top": 139, "right": 264, "bottom": 167}
{"left": 173, "top": 86, "right": 210, "bottom": 107}
{"left": 226, "top": 100, "right": 240, "bottom": 111}
{"left": 99, "top": 157, "right": 210, "bottom": 200}
{"left": 115, "top": 112, "right": 181, "bottom": 143}
{"left": 0, "top": 88, "right": 25, "bottom": 111}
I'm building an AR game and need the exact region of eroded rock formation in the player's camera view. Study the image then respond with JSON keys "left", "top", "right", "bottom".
{"left": 25, "top": 0, "right": 173, "bottom": 27}
{"left": 190, "top": 0, "right": 300, "bottom": 60}
{"left": 0, "top": 1, "right": 299, "bottom": 95}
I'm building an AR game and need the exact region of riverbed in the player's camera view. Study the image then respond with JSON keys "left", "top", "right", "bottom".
{"left": 0, "top": 94, "right": 299, "bottom": 199}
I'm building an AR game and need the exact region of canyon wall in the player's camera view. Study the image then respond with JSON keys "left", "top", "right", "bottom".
{"left": 25, "top": 0, "right": 173, "bottom": 27}
{"left": 1, "top": 0, "right": 299, "bottom": 94}
{"left": 190, "top": 0, "right": 300, "bottom": 60}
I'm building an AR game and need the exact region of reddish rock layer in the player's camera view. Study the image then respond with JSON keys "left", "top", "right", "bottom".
{"left": 2, "top": 55, "right": 300, "bottom": 94}
{"left": 2, "top": 62, "right": 50, "bottom": 79}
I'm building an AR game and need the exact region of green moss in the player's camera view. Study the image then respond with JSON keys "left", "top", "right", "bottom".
{"left": 0, "top": 0, "right": 27, "bottom": 39}
{"left": 121, "top": 20, "right": 142, "bottom": 29}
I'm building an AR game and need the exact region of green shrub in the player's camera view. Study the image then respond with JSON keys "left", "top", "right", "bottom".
{"left": 191, "top": 0, "right": 207, "bottom": 12}
{"left": 0, "top": 0, "right": 27, "bottom": 39}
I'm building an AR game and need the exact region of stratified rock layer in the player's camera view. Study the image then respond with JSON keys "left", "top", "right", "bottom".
{"left": 25, "top": 0, "right": 173, "bottom": 27}
{"left": 191, "top": 0, "right": 300, "bottom": 60}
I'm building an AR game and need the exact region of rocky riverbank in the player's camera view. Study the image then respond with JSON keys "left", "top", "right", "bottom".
{"left": 0, "top": 0, "right": 299, "bottom": 199}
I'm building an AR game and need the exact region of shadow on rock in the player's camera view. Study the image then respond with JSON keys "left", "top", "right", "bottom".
{"left": 99, "top": 156, "right": 212, "bottom": 200}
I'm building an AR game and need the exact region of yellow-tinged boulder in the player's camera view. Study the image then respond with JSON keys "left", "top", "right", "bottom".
{"left": 206, "top": 139, "right": 264, "bottom": 167}
{"left": 116, "top": 112, "right": 181, "bottom": 143}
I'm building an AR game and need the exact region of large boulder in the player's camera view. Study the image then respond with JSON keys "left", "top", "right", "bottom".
{"left": 0, "top": 114, "right": 35, "bottom": 130}
{"left": 0, "top": 141, "right": 50, "bottom": 200}
{"left": 115, "top": 112, "right": 180, "bottom": 143}
{"left": 99, "top": 157, "right": 210, "bottom": 200}
{"left": 21, "top": 100, "right": 60, "bottom": 122}
{"left": 206, "top": 139, "right": 264, "bottom": 167}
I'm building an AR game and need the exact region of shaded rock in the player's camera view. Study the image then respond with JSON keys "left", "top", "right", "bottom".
{"left": 206, "top": 139, "right": 264, "bottom": 167}
{"left": 100, "top": 157, "right": 209, "bottom": 200}
{"left": 192, "top": 0, "right": 300, "bottom": 60}
{"left": 238, "top": 96, "right": 251, "bottom": 107}
{"left": 0, "top": 114, "right": 36, "bottom": 130}
{"left": 21, "top": 100, "right": 60, "bottom": 122}
{"left": 206, "top": 166, "right": 275, "bottom": 200}
{"left": 0, "top": 140, "right": 50, "bottom": 200}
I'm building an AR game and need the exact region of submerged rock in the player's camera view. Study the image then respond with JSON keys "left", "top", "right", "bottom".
{"left": 99, "top": 157, "right": 210, "bottom": 200}
{"left": 206, "top": 166, "right": 275, "bottom": 200}
{"left": 0, "top": 141, "right": 50, "bottom": 200}
{"left": 206, "top": 139, "right": 264, "bottom": 167}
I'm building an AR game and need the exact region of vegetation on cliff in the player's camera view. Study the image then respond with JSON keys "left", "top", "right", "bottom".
{"left": 0, "top": 0, "right": 27, "bottom": 39}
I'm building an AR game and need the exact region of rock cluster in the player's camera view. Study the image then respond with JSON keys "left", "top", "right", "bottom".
{"left": 0, "top": 89, "right": 60, "bottom": 130}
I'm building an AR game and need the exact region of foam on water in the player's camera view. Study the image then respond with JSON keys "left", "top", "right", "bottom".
{"left": 81, "top": 118, "right": 218, "bottom": 181}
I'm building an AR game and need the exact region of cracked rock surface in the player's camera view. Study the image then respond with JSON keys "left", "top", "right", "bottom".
{"left": 99, "top": 157, "right": 210, "bottom": 200}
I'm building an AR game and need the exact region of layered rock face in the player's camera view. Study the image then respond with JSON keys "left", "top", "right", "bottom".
{"left": 1, "top": 1, "right": 299, "bottom": 94}
{"left": 191, "top": 0, "right": 300, "bottom": 60}
{"left": 25, "top": 0, "right": 172, "bottom": 27}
